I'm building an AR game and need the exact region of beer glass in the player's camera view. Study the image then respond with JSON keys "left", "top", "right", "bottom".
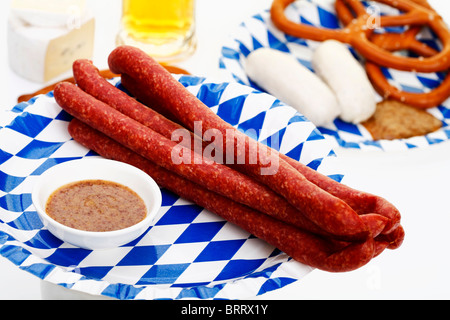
{"left": 117, "top": 0, "right": 196, "bottom": 62}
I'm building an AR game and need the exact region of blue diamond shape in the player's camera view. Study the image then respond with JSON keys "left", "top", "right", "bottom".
{"left": 0, "top": 193, "right": 32, "bottom": 213}
{"left": 214, "top": 259, "right": 266, "bottom": 281}
{"left": 6, "top": 112, "right": 52, "bottom": 138}
{"left": 0, "top": 171, "right": 26, "bottom": 193}
{"left": 0, "top": 149, "right": 13, "bottom": 165}
{"left": 175, "top": 222, "right": 226, "bottom": 244}
{"left": 237, "top": 111, "right": 266, "bottom": 140}
{"left": 16, "top": 140, "right": 64, "bottom": 159}
{"left": 156, "top": 204, "right": 204, "bottom": 225}
{"left": 318, "top": 6, "right": 340, "bottom": 29}
{"left": 137, "top": 263, "right": 190, "bottom": 285}
{"left": 7, "top": 211, "right": 44, "bottom": 231}
{"left": 217, "top": 95, "right": 247, "bottom": 126}
{"left": 24, "top": 229, "right": 63, "bottom": 249}
{"left": 46, "top": 248, "right": 92, "bottom": 267}
{"left": 196, "top": 82, "right": 228, "bottom": 108}
{"left": 117, "top": 245, "right": 171, "bottom": 266}
{"left": 194, "top": 239, "right": 246, "bottom": 262}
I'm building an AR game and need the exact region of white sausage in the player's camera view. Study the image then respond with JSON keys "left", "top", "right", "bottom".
{"left": 244, "top": 48, "right": 341, "bottom": 127}
{"left": 312, "top": 40, "right": 377, "bottom": 124}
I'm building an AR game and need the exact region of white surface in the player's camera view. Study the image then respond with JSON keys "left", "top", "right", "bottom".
{"left": 1, "top": 0, "right": 450, "bottom": 300}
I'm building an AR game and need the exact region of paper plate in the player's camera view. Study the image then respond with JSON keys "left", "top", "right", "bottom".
{"left": 0, "top": 75, "right": 343, "bottom": 300}
{"left": 219, "top": 0, "right": 450, "bottom": 151}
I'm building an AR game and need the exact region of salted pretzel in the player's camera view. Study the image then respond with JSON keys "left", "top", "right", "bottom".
{"left": 334, "top": 0, "right": 438, "bottom": 56}
{"left": 270, "top": 0, "right": 450, "bottom": 73}
{"left": 335, "top": 0, "right": 450, "bottom": 109}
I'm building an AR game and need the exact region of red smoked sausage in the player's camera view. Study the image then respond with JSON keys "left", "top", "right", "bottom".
{"left": 71, "top": 59, "right": 381, "bottom": 241}
{"left": 120, "top": 72, "right": 401, "bottom": 237}
{"left": 68, "top": 118, "right": 376, "bottom": 272}
{"left": 108, "top": 45, "right": 371, "bottom": 243}
{"left": 71, "top": 55, "right": 401, "bottom": 247}
{"left": 120, "top": 73, "right": 402, "bottom": 243}
{"left": 56, "top": 81, "right": 372, "bottom": 240}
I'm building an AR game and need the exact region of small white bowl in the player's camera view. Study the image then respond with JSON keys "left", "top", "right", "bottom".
{"left": 32, "top": 158, "right": 162, "bottom": 250}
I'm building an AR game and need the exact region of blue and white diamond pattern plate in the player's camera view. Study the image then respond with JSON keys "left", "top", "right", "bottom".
{"left": 218, "top": 0, "right": 450, "bottom": 152}
{"left": 0, "top": 75, "right": 343, "bottom": 300}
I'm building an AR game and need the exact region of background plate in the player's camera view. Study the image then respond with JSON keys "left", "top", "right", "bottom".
{"left": 219, "top": 0, "right": 450, "bottom": 151}
{"left": 0, "top": 75, "right": 342, "bottom": 300}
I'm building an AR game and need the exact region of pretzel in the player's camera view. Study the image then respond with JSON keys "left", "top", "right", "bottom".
{"left": 270, "top": 0, "right": 450, "bottom": 73}
{"left": 335, "top": 0, "right": 437, "bottom": 56}
{"left": 335, "top": 0, "right": 450, "bottom": 109}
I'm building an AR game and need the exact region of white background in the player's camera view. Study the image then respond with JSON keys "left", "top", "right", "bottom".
{"left": 1, "top": 0, "right": 450, "bottom": 299}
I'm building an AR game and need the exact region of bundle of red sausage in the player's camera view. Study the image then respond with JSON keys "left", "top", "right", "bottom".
{"left": 53, "top": 45, "right": 404, "bottom": 272}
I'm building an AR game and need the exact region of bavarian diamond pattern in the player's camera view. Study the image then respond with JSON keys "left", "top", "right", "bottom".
{"left": 219, "top": 0, "right": 450, "bottom": 151}
{"left": 0, "top": 75, "right": 337, "bottom": 299}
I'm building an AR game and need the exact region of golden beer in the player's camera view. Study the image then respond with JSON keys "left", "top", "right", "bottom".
{"left": 117, "top": 0, "right": 196, "bottom": 62}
